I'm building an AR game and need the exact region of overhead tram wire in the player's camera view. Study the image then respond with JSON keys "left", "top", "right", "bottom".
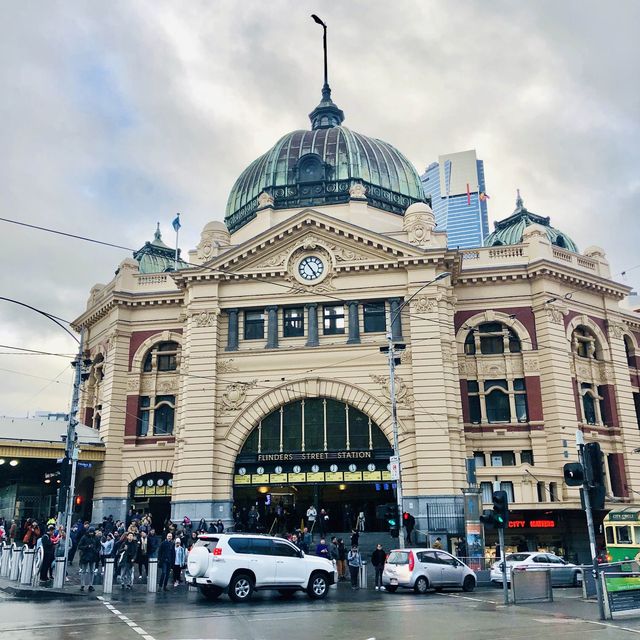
{"left": 0, "top": 344, "right": 76, "bottom": 357}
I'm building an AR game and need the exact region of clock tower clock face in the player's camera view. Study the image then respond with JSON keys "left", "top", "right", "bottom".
{"left": 298, "top": 255, "right": 325, "bottom": 281}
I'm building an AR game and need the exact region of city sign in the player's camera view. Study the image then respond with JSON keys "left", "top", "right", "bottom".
{"left": 508, "top": 519, "right": 555, "bottom": 529}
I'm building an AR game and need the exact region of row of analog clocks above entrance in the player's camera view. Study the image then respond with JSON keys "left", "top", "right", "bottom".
{"left": 237, "top": 462, "right": 388, "bottom": 475}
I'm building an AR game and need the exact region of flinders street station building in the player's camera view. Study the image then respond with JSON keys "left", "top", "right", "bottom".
{"left": 73, "top": 82, "right": 640, "bottom": 560}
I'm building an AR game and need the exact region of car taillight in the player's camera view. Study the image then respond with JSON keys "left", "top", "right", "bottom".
{"left": 408, "top": 551, "right": 415, "bottom": 571}
{"left": 213, "top": 547, "right": 222, "bottom": 556}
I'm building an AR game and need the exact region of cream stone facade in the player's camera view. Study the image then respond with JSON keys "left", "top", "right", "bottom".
{"left": 72, "top": 89, "right": 640, "bottom": 558}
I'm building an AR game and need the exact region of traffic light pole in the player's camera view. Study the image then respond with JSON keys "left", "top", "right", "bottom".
{"left": 387, "top": 333, "right": 405, "bottom": 550}
{"left": 498, "top": 527, "right": 508, "bottom": 605}
{"left": 577, "top": 435, "right": 605, "bottom": 620}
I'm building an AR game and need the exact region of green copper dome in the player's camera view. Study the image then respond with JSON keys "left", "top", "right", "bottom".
{"left": 225, "top": 88, "right": 425, "bottom": 233}
{"left": 485, "top": 192, "right": 578, "bottom": 253}
{"left": 133, "top": 224, "right": 190, "bottom": 274}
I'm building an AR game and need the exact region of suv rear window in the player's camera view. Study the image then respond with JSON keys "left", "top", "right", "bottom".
{"left": 195, "top": 537, "right": 218, "bottom": 551}
{"left": 387, "top": 551, "right": 410, "bottom": 565}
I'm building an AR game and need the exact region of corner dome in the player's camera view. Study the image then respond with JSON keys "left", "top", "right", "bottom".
{"left": 133, "top": 224, "right": 190, "bottom": 274}
{"left": 484, "top": 192, "right": 578, "bottom": 253}
{"left": 225, "top": 120, "right": 425, "bottom": 233}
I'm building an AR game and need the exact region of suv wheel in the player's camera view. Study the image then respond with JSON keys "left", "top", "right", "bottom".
{"left": 414, "top": 576, "right": 429, "bottom": 594}
{"left": 307, "top": 572, "right": 328, "bottom": 599}
{"left": 199, "top": 585, "right": 223, "bottom": 601}
{"left": 229, "top": 573, "right": 254, "bottom": 602}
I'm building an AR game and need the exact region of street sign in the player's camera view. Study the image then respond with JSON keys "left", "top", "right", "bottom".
{"left": 389, "top": 456, "right": 400, "bottom": 480}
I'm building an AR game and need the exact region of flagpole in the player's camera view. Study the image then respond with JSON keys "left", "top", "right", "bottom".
{"left": 173, "top": 213, "right": 180, "bottom": 271}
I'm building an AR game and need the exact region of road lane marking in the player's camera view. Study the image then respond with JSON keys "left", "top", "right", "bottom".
{"left": 96, "top": 595, "right": 157, "bottom": 640}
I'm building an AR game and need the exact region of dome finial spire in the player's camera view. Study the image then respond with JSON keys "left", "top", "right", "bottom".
{"left": 516, "top": 189, "right": 524, "bottom": 211}
{"left": 154, "top": 222, "right": 161, "bottom": 241}
{"left": 309, "top": 15, "right": 344, "bottom": 130}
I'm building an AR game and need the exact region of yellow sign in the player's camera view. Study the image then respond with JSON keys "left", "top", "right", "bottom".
{"left": 166, "top": 485, "right": 172, "bottom": 495}
{"left": 344, "top": 471, "right": 362, "bottom": 482}
{"left": 381, "top": 471, "right": 392, "bottom": 481}
{"left": 270, "top": 473, "right": 288, "bottom": 483}
{"left": 363, "top": 471, "right": 381, "bottom": 481}
{"left": 306, "top": 472, "right": 325, "bottom": 482}
{"left": 325, "top": 472, "right": 344, "bottom": 482}
{"left": 145, "top": 485, "right": 157, "bottom": 496}
{"left": 155, "top": 485, "right": 167, "bottom": 496}
{"left": 134, "top": 485, "right": 144, "bottom": 496}
{"left": 251, "top": 474, "right": 267, "bottom": 484}
{"left": 234, "top": 474, "right": 251, "bottom": 485}
{"left": 288, "top": 473, "right": 306, "bottom": 483}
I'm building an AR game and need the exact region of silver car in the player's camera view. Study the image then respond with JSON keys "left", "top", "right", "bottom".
{"left": 382, "top": 548, "right": 477, "bottom": 594}
{"left": 490, "top": 552, "right": 582, "bottom": 587}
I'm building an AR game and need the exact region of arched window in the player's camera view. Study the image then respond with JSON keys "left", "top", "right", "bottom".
{"left": 142, "top": 341, "right": 180, "bottom": 372}
{"left": 297, "top": 154, "right": 325, "bottom": 183}
{"left": 624, "top": 335, "right": 635, "bottom": 368}
{"left": 469, "top": 379, "right": 528, "bottom": 424}
{"left": 572, "top": 326, "right": 600, "bottom": 360}
{"left": 554, "top": 235, "right": 567, "bottom": 249}
{"left": 240, "top": 399, "right": 390, "bottom": 455}
{"left": 579, "top": 383, "right": 601, "bottom": 426}
{"left": 465, "top": 322, "right": 521, "bottom": 355}
{"left": 137, "top": 395, "right": 176, "bottom": 436}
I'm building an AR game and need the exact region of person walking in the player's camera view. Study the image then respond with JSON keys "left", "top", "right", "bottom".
{"left": 356, "top": 511, "right": 366, "bottom": 532}
{"left": 347, "top": 545, "right": 363, "bottom": 590}
{"left": 119, "top": 532, "right": 139, "bottom": 590}
{"left": 158, "top": 532, "right": 175, "bottom": 591}
{"left": 329, "top": 537, "right": 340, "bottom": 572}
{"left": 403, "top": 512, "right": 415, "bottom": 544}
{"left": 306, "top": 505, "right": 317, "bottom": 535}
{"left": 433, "top": 537, "right": 443, "bottom": 550}
{"left": 137, "top": 530, "right": 149, "bottom": 581}
{"left": 78, "top": 526, "right": 101, "bottom": 592}
{"left": 315, "top": 538, "right": 329, "bottom": 560}
{"left": 371, "top": 543, "right": 386, "bottom": 591}
{"left": 318, "top": 509, "right": 329, "bottom": 538}
{"left": 337, "top": 538, "right": 347, "bottom": 580}
{"left": 350, "top": 528, "right": 359, "bottom": 548}
{"left": 173, "top": 538, "right": 186, "bottom": 587}
{"left": 39, "top": 525, "right": 55, "bottom": 585}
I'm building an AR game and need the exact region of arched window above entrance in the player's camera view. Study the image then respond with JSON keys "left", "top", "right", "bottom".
{"left": 239, "top": 398, "right": 390, "bottom": 455}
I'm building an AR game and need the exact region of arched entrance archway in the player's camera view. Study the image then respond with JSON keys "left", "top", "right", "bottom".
{"left": 129, "top": 472, "right": 173, "bottom": 527}
{"left": 233, "top": 397, "right": 395, "bottom": 533}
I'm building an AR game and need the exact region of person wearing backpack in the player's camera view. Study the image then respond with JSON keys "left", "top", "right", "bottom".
{"left": 347, "top": 545, "right": 363, "bottom": 590}
{"left": 78, "top": 527, "right": 101, "bottom": 592}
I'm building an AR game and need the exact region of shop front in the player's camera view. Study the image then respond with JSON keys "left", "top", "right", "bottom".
{"left": 233, "top": 398, "right": 395, "bottom": 533}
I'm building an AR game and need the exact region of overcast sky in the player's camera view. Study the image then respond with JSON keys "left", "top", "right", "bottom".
{"left": 1, "top": 0, "right": 639, "bottom": 417}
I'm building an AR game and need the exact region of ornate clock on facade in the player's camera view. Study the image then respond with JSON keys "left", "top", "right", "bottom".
{"left": 297, "top": 255, "right": 325, "bottom": 281}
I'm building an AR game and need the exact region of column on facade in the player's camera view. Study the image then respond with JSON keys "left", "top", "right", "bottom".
{"left": 265, "top": 306, "right": 278, "bottom": 349}
{"left": 92, "top": 329, "right": 131, "bottom": 523}
{"left": 407, "top": 282, "right": 465, "bottom": 499}
{"left": 305, "top": 303, "right": 319, "bottom": 347}
{"left": 172, "top": 305, "right": 223, "bottom": 521}
{"left": 389, "top": 297, "right": 403, "bottom": 341}
{"left": 346, "top": 301, "right": 360, "bottom": 344}
{"left": 225, "top": 308, "right": 239, "bottom": 351}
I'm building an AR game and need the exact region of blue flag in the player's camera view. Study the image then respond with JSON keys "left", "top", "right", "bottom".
{"left": 172, "top": 213, "right": 181, "bottom": 232}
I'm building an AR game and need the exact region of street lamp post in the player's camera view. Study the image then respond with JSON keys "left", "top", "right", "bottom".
{"left": 382, "top": 272, "right": 451, "bottom": 549}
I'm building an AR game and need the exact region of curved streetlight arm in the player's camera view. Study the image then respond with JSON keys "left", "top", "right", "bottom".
{"left": 0, "top": 296, "right": 79, "bottom": 343}
{"left": 388, "top": 271, "right": 451, "bottom": 335}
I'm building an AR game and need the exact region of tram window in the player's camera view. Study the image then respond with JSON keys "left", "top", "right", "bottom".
{"left": 634, "top": 527, "right": 640, "bottom": 544}
{"left": 326, "top": 399, "right": 347, "bottom": 450}
{"left": 605, "top": 527, "right": 614, "bottom": 544}
{"left": 349, "top": 406, "right": 369, "bottom": 450}
{"left": 283, "top": 403, "right": 302, "bottom": 451}
{"left": 261, "top": 412, "right": 280, "bottom": 453}
{"left": 617, "top": 526, "right": 632, "bottom": 544}
{"left": 304, "top": 398, "right": 324, "bottom": 451}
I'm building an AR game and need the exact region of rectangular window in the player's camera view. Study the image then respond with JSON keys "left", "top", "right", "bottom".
{"left": 500, "top": 481, "right": 514, "bottom": 502}
{"left": 323, "top": 305, "right": 345, "bottom": 335}
{"left": 491, "top": 451, "right": 515, "bottom": 467}
{"left": 326, "top": 399, "right": 347, "bottom": 450}
{"left": 537, "top": 481, "right": 545, "bottom": 502}
{"left": 157, "top": 352, "right": 177, "bottom": 372}
{"left": 348, "top": 406, "right": 369, "bottom": 450}
{"left": 363, "top": 302, "right": 386, "bottom": 333}
{"left": 137, "top": 396, "right": 150, "bottom": 437}
{"left": 481, "top": 482, "right": 493, "bottom": 503}
{"left": 283, "top": 307, "right": 304, "bottom": 338}
{"left": 304, "top": 398, "right": 324, "bottom": 451}
{"left": 282, "top": 402, "right": 302, "bottom": 451}
{"left": 153, "top": 395, "right": 175, "bottom": 435}
{"left": 634, "top": 393, "right": 640, "bottom": 430}
{"left": 244, "top": 310, "right": 265, "bottom": 340}
{"left": 549, "top": 482, "right": 558, "bottom": 502}
{"left": 520, "top": 450, "right": 534, "bottom": 465}
{"left": 467, "top": 380, "right": 481, "bottom": 424}
{"left": 473, "top": 451, "right": 485, "bottom": 467}
{"left": 260, "top": 412, "right": 280, "bottom": 453}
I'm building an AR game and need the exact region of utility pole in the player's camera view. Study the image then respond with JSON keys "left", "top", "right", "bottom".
{"left": 576, "top": 430, "right": 606, "bottom": 620}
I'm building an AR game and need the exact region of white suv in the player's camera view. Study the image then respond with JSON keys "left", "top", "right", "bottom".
{"left": 186, "top": 533, "right": 337, "bottom": 602}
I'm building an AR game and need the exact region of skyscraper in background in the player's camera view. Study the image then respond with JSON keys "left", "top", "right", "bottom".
{"left": 421, "top": 149, "right": 490, "bottom": 249}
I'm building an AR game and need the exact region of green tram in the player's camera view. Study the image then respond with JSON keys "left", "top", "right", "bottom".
{"left": 604, "top": 507, "right": 640, "bottom": 563}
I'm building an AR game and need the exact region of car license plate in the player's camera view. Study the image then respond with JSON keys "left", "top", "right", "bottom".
{"left": 390, "top": 578, "right": 398, "bottom": 585}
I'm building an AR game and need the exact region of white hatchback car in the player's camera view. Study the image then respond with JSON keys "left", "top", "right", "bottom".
{"left": 186, "top": 533, "right": 337, "bottom": 602}
{"left": 382, "top": 548, "right": 477, "bottom": 594}
{"left": 490, "top": 552, "right": 582, "bottom": 587}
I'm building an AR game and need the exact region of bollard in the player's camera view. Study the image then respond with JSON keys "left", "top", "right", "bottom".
{"left": 147, "top": 558, "right": 158, "bottom": 593}
{"left": 9, "top": 544, "right": 22, "bottom": 581}
{"left": 20, "top": 548, "right": 35, "bottom": 585}
{"left": 103, "top": 557, "right": 114, "bottom": 595}
{"left": 359, "top": 561, "right": 367, "bottom": 588}
{"left": 53, "top": 557, "right": 66, "bottom": 589}
{"left": 0, "top": 543, "right": 11, "bottom": 577}
{"left": 31, "top": 546, "right": 43, "bottom": 587}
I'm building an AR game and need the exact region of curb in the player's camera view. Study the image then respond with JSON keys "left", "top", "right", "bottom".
{"left": 0, "top": 584, "right": 96, "bottom": 600}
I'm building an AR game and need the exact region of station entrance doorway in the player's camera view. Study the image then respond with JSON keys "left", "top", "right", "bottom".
{"left": 233, "top": 397, "right": 395, "bottom": 533}
{"left": 129, "top": 472, "right": 173, "bottom": 527}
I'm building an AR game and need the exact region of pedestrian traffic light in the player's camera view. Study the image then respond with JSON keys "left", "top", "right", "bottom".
{"left": 563, "top": 462, "right": 585, "bottom": 487}
{"left": 583, "top": 442, "right": 606, "bottom": 510}
{"left": 386, "top": 505, "right": 399, "bottom": 538}
{"left": 492, "top": 491, "right": 509, "bottom": 529}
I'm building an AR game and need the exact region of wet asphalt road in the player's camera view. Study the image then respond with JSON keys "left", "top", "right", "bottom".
{"left": 2, "top": 584, "right": 640, "bottom": 640}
